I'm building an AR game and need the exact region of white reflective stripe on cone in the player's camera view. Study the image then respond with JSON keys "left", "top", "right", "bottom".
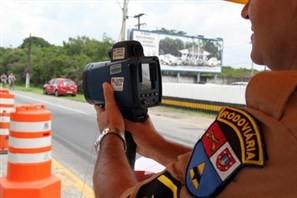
{"left": 0, "top": 128, "right": 9, "bottom": 135}
{"left": 0, "top": 98, "right": 14, "bottom": 104}
{"left": 0, "top": 115, "right": 10, "bottom": 122}
{"left": 9, "top": 136, "right": 51, "bottom": 148}
{"left": 10, "top": 121, "right": 51, "bottom": 132}
{"left": 0, "top": 108, "right": 14, "bottom": 113}
{"left": 8, "top": 151, "right": 52, "bottom": 163}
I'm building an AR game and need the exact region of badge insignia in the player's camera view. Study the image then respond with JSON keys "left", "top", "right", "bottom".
{"left": 216, "top": 147, "right": 236, "bottom": 172}
{"left": 186, "top": 106, "right": 266, "bottom": 198}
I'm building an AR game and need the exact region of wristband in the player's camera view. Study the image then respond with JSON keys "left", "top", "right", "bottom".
{"left": 94, "top": 128, "right": 126, "bottom": 153}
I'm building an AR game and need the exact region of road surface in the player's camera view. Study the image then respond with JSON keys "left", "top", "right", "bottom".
{"left": 1, "top": 90, "right": 215, "bottom": 197}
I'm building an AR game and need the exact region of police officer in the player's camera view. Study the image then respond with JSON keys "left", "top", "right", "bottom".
{"left": 93, "top": 0, "right": 297, "bottom": 197}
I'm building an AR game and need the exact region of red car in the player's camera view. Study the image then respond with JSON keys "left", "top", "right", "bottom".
{"left": 43, "top": 78, "right": 77, "bottom": 96}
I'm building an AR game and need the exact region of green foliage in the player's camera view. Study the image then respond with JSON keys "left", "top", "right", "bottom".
{"left": 1, "top": 34, "right": 254, "bottom": 94}
{"left": 15, "top": 85, "right": 44, "bottom": 94}
{"left": 0, "top": 47, "right": 27, "bottom": 73}
{"left": 1, "top": 35, "right": 114, "bottom": 93}
{"left": 19, "top": 36, "right": 52, "bottom": 48}
{"left": 220, "top": 66, "right": 257, "bottom": 77}
{"left": 155, "top": 28, "right": 187, "bottom": 35}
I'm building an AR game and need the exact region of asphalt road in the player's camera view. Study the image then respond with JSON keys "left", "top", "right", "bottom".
{"left": 11, "top": 90, "right": 214, "bottom": 196}
{"left": 14, "top": 91, "right": 98, "bottom": 158}
{"left": 14, "top": 90, "right": 212, "bottom": 156}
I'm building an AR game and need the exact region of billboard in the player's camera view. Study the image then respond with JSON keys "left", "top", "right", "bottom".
{"left": 128, "top": 29, "right": 223, "bottom": 73}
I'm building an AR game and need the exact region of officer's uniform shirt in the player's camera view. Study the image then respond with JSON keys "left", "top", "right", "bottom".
{"left": 220, "top": 71, "right": 297, "bottom": 197}
{"left": 123, "top": 71, "right": 297, "bottom": 198}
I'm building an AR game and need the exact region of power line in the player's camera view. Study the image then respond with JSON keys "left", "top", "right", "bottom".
{"left": 133, "top": 13, "right": 146, "bottom": 29}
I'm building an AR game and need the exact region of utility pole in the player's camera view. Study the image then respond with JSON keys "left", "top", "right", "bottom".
{"left": 134, "top": 13, "right": 145, "bottom": 29}
{"left": 119, "top": 0, "right": 129, "bottom": 41}
{"left": 26, "top": 34, "right": 32, "bottom": 88}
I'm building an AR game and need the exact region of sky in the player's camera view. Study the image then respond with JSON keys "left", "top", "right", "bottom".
{"left": 0, "top": 0, "right": 263, "bottom": 70}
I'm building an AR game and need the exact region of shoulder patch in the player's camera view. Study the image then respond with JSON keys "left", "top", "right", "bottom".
{"left": 186, "top": 106, "right": 266, "bottom": 198}
{"left": 137, "top": 171, "right": 183, "bottom": 198}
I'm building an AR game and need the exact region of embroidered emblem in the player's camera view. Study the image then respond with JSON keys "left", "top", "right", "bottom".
{"left": 186, "top": 106, "right": 266, "bottom": 198}
{"left": 189, "top": 162, "right": 205, "bottom": 190}
{"left": 206, "top": 130, "right": 219, "bottom": 152}
{"left": 216, "top": 147, "right": 236, "bottom": 171}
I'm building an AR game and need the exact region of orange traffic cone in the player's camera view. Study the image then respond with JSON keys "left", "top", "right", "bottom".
{"left": 0, "top": 89, "right": 14, "bottom": 113}
{"left": 0, "top": 111, "right": 10, "bottom": 154}
{"left": 0, "top": 104, "right": 61, "bottom": 198}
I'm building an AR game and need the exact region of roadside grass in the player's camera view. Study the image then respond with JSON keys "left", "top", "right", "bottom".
{"left": 14, "top": 85, "right": 86, "bottom": 102}
{"left": 15, "top": 85, "right": 44, "bottom": 95}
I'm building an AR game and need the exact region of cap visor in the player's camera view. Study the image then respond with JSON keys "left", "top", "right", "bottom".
{"left": 224, "top": 0, "right": 248, "bottom": 4}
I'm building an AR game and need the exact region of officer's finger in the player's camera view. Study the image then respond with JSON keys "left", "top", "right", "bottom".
{"left": 102, "top": 82, "right": 117, "bottom": 108}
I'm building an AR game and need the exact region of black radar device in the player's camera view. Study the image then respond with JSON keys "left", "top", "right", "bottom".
{"left": 83, "top": 40, "right": 162, "bottom": 122}
{"left": 83, "top": 40, "right": 162, "bottom": 169}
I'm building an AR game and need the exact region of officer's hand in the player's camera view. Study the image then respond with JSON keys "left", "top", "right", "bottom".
{"left": 124, "top": 118, "right": 165, "bottom": 158}
{"left": 95, "top": 82, "right": 125, "bottom": 133}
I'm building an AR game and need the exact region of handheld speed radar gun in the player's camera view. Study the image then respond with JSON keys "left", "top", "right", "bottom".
{"left": 83, "top": 40, "right": 162, "bottom": 168}
{"left": 83, "top": 40, "right": 162, "bottom": 122}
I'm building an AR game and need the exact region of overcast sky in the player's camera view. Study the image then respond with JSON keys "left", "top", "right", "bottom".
{"left": 0, "top": 0, "right": 263, "bottom": 70}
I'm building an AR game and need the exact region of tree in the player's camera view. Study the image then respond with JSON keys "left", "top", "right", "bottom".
{"left": 204, "top": 40, "right": 223, "bottom": 60}
{"left": 159, "top": 37, "right": 183, "bottom": 56}
{"left": 63, "top": 35, "right": 113, "bottom": 61}
{"left": 19, "top": 36, "right": 51, "bottom": 49}
{"left": 156, "top": 28, "right": 187, "bottom": 35}
{"left": 0, "top": 47, "right": 27, "bottom": 81}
